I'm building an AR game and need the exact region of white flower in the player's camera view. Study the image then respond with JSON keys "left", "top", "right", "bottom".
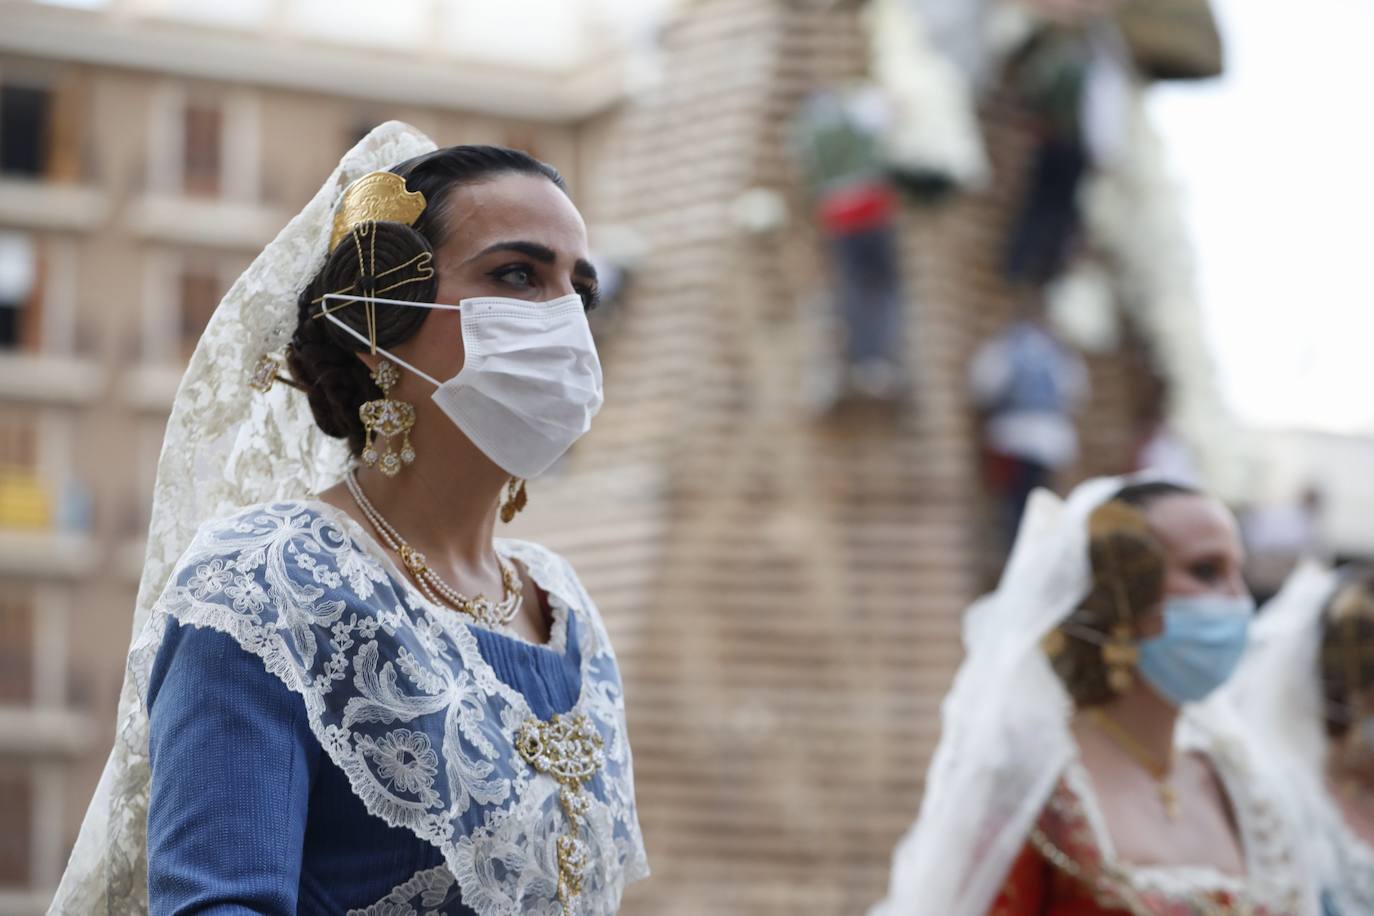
{"left": 330, "top": 620, "right": 353, "bottom": 647}
{"left": 187, "top": 559, "right": 232, "bottom": 598}
{"left": 320, "top": 724, "right": 352, "bottom": 757}
{"left": 368, "top": 728, "right": 439, "bottom": 797}
{"left": 311, "top": 564, "right": 342, "bottom": 589}
{"left": 226, "top": 574, "right": 270, "bottom": 613}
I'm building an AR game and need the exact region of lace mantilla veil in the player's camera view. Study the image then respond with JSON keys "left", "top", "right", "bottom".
{"left": 868, "top": 476, "right": 1125, "bottom": 916}
{"left": 1221, "top": 562, "right": 1351, "bottom": 907}
{"left": 50, "top": 122, "right": 438, "bottom": 914}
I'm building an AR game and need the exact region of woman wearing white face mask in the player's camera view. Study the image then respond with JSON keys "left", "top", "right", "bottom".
{"left": 869, "top": 478, "right": 1319, "bottom": 915}
{"left": 1225, "top": 564, "right": 1374, "bottom": 915}
{"left": 51, "top": 124, "right": 646, "bottom": 916}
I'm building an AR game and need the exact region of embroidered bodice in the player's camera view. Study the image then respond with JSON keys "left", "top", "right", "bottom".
{"left": 991, "top": 739, "right": 1310, "bottom": 915}
{"left": 135, "top": 500, "right": 648, "bottom": 915}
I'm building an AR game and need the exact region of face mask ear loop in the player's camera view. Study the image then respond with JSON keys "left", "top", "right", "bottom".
{"left": 320, "top": 308, "right": 444, "bottom": 388}
{"left": 320, "top": 292, "right": 462, "bottom": 313}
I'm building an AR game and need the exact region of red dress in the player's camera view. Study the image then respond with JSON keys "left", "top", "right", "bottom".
{"left": 988, "top": 762, "right": 1307, "bottom": 916}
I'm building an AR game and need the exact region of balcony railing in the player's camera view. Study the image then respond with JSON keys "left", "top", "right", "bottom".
{"left": 0, "top": 178, "right": 111, "bottom": 234}
{"left": 0, "top": 353, "right": 106, "bottom": 406}
{"left": 125, "top": 192, "right": 289, "bottom": 252}
{"left": 0, "top": 529, "right": 100, "bottom": 581}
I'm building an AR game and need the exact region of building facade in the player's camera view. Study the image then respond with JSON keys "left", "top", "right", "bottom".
{"left": 0, "top": 1, "right": 1207, "bottom": 913}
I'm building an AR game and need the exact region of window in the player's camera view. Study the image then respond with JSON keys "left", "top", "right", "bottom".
{"left": 178, "top": 266, "right": 220, "bottom": 360}
{"left": 0, "top": 84, "right": 52, "bottom": 178}
{"left": 0, "top": 406, "right": 39, "bottom": 472}
{"left": 0, "top": 591, "right": 33, "bottom": 705}
{"left": 0, "top": 406, "right": 48, "bottom": 530}
{"left": 0, "top": 233, "right": 40, "bottom": 351}
{"left": 0, "top": 765, "right": 31, "bottom": 885}
{"left": 182, "top": 102, "right": 222, "bottom": 197}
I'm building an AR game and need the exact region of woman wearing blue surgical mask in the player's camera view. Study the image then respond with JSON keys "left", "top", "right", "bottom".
{"left": 870, "top": 478, "right": 1318, "bottom": 916}
{"left": 1226, "top": 565, "right": 1374, "bottom": 915}
{"left": 52, "top": 124, "right": 646, "bottom": 916}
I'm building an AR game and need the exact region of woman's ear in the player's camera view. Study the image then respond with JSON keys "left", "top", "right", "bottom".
{"left": 1137, "top": 602, "right": 1166, "bottom": 640}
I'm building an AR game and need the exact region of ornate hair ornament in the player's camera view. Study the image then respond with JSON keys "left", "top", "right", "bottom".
{"left": 253, "top": 171, "right": 431, "bottom": 393}
{"left": 329, "top": 170, "right": 427, "bottom": 250}
{"left": 310, "top": 172, "right": 434, "bottom": 353}
{"left": 1084, "top": 500, "right": 1154, "bottom": 691}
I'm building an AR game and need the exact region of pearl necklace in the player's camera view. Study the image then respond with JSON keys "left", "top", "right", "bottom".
{"left": 345, "top": 469, "right": 523, "bottom": 627}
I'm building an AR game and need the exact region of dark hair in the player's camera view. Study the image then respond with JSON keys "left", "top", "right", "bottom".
{"left": 1320, "top": 567, "right": 1374, "bottom": 739}
{"left": 287, "top": 145, "right": 567, "bottom": 454}
{"left": 1114, "top": 480, "right": 1200, "bottom": 510}
{"left": 1051, "top": 481, "right": 1201, "bottom": 707}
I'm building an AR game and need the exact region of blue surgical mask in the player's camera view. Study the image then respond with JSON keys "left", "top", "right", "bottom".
{"left": 1137, "top": 594, "right": 1255, "bottom": 707}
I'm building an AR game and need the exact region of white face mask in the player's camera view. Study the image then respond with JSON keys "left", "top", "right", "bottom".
{"left": 322, "top": 292, "right": 603, "bottom": 479}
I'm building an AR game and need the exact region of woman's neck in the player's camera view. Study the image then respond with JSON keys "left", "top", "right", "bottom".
{"left": 1097, "top": 679, "right": 1181, "bottom": 772}
{"left": 351, "top": 428, "right": 509, "bottom": 572}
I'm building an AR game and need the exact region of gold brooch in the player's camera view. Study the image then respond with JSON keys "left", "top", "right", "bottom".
{"left": 515, "top": 714, "right": 606, "bottom": 913}
{"left": 329, "top": 171, "right": 426, "bottom": 251}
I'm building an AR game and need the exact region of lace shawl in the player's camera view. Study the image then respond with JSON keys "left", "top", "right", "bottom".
{"left": 116, "top": 501, "right": 646, "bottom": 914}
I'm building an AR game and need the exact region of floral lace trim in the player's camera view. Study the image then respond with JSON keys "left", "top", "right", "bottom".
{"left": 347, "top": 865, "right": 462, "bottom": 915}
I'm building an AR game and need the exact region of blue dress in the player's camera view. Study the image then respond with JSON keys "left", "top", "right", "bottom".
{"left": 140, "top": 501, "right": 647, "bottom": 916}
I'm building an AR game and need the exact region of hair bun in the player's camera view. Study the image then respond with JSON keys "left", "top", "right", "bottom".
{"left": 287, "top": 221, "right": 437, "bottom": 453}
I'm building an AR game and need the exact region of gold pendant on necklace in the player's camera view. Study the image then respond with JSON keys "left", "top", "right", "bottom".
{"left": 1158, "top": 782, "right": 1180, "bottom": 821}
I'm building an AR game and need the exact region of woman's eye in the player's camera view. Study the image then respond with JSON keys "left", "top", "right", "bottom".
{"left": 491, "top": 264, "right": 537, "bottom": 288}
{"left": 1190, "top": 561, "right": 1220, "bottom": 583}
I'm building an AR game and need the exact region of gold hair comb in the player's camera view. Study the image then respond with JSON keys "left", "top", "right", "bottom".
{"left": 329, "top": 171, "right": 427, "bottom": 251}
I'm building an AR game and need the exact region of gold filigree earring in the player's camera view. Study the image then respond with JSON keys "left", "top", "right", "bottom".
{"left": 500, "top": 478, "right": 528, "bottom": 523}
{"left": 359, "top": 359, "right": 416, "bottom": 477}
{"left": 1102, "top": 621, "right": 1140, "bottom": 694}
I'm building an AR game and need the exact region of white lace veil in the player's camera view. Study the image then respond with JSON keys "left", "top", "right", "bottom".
{"left": 868, "top": 475, "right": 1125, "bottom": 916}
{"left": 50, "top": 121, "right": 438, "bottom": 914}
{"left": 1221, "top": 561, "right": 1343, "bottom": 898}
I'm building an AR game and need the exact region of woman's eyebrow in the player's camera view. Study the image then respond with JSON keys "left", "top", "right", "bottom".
{"left": 466, "top": 240, "right": 598, "bottom": 283}
{"left": 467, "top": 240, "right": 556, "bottom": 264}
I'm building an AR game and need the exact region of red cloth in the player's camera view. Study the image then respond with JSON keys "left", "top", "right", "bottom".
{"left": 987, "top": 776, "right": 1296, "bottom": 915}
{"left": 815, "top": 180, "right": 895, "bottom": 234}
